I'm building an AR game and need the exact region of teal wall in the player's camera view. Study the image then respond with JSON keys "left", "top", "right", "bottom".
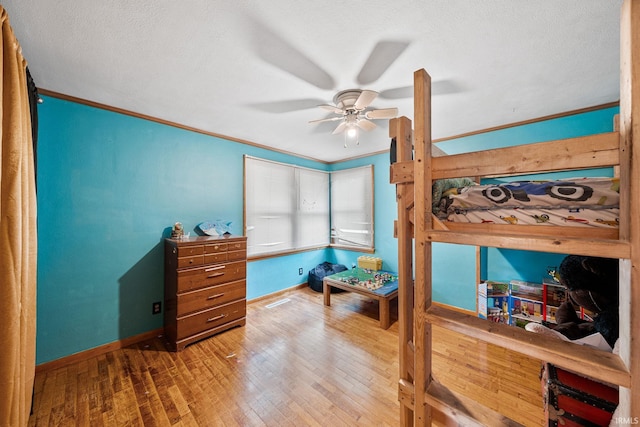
{"left": 437, "top": 107, "right": 619, "bottom": 154}
{"left": 37, "top": 96, "right": 331, "bottom": 364}
{"left": 36, "top": 95, "right": 619, "bottom": 365}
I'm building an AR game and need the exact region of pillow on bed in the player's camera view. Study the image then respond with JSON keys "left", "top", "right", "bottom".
{"left": 432, "top": 178, "right": 476, "bottom": 215}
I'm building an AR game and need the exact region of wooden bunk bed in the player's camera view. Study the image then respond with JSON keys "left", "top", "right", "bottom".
{"left": 390, "top": 1, "right": 640, "bottom": 425}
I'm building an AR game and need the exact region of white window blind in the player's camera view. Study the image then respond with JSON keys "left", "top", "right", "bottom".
{"left": 330, "top": 165, "right": 374, "bottom": 249}
{"left": 245, "top": 156, "right": 330, "bottom": 256}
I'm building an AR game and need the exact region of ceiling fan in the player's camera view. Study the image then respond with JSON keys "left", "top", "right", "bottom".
{"left": 249, "top": 21, "right": 463, "bottom": 146}
{"left": 308, "top": 89, "right": 398, "bottom": 147}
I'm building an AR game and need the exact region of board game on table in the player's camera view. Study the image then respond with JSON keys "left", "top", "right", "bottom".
{"left": 322, "top": 268, "right": 399, "bottom": 329}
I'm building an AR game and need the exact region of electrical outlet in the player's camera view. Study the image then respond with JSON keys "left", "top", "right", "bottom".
{"left": 298, "top": 267, "right": 303, "bottom": 275}
{"left": 152, "top": 301, "right": 162, "bottom": 314}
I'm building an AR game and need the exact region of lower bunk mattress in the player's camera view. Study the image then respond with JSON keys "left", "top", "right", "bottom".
{"left": 541, "top": 363, "right": 619, "bottom": 427}
{"left": 434, "top": 177, "right": 619, "bottom": 229}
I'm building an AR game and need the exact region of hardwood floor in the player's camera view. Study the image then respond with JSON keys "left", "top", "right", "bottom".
{"left": 28, "top": 287, "right": 544, "bottom": 426}
{"left": 431, "top": 325, "right": 545, "bottom": 426}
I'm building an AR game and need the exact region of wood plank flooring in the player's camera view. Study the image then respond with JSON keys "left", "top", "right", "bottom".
{"left": 431, "top": 324, "right": 545, "bottom": 426}
{"left": 28, "top": 287, "right": 544, "bottom": 426}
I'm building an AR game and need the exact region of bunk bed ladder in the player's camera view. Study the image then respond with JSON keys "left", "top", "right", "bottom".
{"left": 392, "top": 115, "right": 415, "bottom": 426}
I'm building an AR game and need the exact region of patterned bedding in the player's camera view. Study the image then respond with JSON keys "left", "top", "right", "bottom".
{"left": 435, "top": 177, "right": 620, "bottom": 228}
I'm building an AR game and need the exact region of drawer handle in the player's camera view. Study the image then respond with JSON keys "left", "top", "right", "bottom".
{"left": 207, "top": 272, "right": 225, "bottom": 278}
{"left": 205, "top": 265, "right": 225, "bottom": 272}
{"left": 206, "top": 293, "right": 225, "bottom": 300}
{"left": 206, "top": 314, "right": 227, "bottom": 323}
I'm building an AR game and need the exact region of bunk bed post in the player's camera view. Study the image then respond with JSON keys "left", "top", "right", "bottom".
{"left": 413, "top": 68, "right": 433, "bottom": 427}
{"left": 391, "top": 116, "right": 416, "bottom": 426}
{"left": 618, "top": 0, "right": 640, "bottom": 418}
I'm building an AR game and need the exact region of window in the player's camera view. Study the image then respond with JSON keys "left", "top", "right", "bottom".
{"left": 330, "top": 165, "right": 374, "bottom": 249}
{"left": 244, "top": 157, "right": 374, "bottom": 257}
{"left": 245, "top": 156, "right": 330, "bottom": 256}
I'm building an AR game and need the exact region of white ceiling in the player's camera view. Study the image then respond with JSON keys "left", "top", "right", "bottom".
{"left": 3, "top": 1, "right": 623, "bottom": 163}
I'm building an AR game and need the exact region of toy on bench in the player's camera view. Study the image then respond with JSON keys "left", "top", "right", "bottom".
{"left": 337, "top": 269, "right": 396, "bottom": 291}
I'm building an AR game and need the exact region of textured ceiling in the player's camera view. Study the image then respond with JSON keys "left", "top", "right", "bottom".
{"left": 3, "top": 1, "right": 623, "bottom": 162}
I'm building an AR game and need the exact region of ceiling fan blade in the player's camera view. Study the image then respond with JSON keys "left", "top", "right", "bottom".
{"left": 309, "top": 116, "right": 343, "bottom": 124}
{"left": 431, "top": 79, "right": 465, "bottom": 95}
{"left": 354, "top": 90, "right": 378, "bottom": 110}
{"left": 357, "top": 119, "right": 377, "bottom": 132}
{"left": 378, "top": 80, "right": 465, "bottom": 100}
{"left": 365, "top": 108, "right": 398, "bottom": 120}
{"left": 310, "top": 120, "right": 343, "bottom": 134}
{"left": 356, "top": 40, "right": 410, "bottom": 85}
{"left": 378, "top": 86, "right": 413, "bottom": 100}
{"left": 250, "top": 98, "right": 326, "bottom": 113}
{"left": 332, "top": 121, "right": 347, "bottom": 135}
{"left": 318, "top": 104, "right": 344, "bottom": 114}
{"left": 250, "top": 17, "right": 335, "bottom": 90}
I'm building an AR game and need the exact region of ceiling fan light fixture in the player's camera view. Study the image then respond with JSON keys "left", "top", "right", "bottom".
{"left": 344, "top": 112, "right": 359, "bottom": 147}
{"left": 344, "top": 125, "right": 359, "bottom": 148}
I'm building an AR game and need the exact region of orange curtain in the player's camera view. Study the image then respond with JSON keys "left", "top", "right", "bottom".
{"left": 0, "top": 6, "right": 37, "bottom": 427}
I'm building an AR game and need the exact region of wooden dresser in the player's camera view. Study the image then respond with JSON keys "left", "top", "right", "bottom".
{"left": 164, "top": 235, "right": 247, "bottom": 351}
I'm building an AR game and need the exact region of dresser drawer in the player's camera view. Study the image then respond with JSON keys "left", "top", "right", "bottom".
{"left": 176, "top": 279, "right": 246, "bottom": 316}
{"left": 204, "top": 242, "right": 227, "bottom": 253}
{"left": 177, "top": 260, "right": 246, "bottom": 292}
{"left": 177, "top": 245, "right": 204, "bottom": 257}
{"left": 176, "top": 299, "right": 246, "bottom": 339}
{"left": 227, "top": 249, "right": 246, "bottom": 261}
{"left": 204, "top": 252, "right": 228, "bottom": 264}
{"left": 227, "top": 241, "right": 246, "bottom": 252}
{"left": 177, "top": 254, "right": 204, "bottom": 268}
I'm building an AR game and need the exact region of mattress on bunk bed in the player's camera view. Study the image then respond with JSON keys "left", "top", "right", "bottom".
{"left": 435, "top": 177, "right": 620, "bottom": 228}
